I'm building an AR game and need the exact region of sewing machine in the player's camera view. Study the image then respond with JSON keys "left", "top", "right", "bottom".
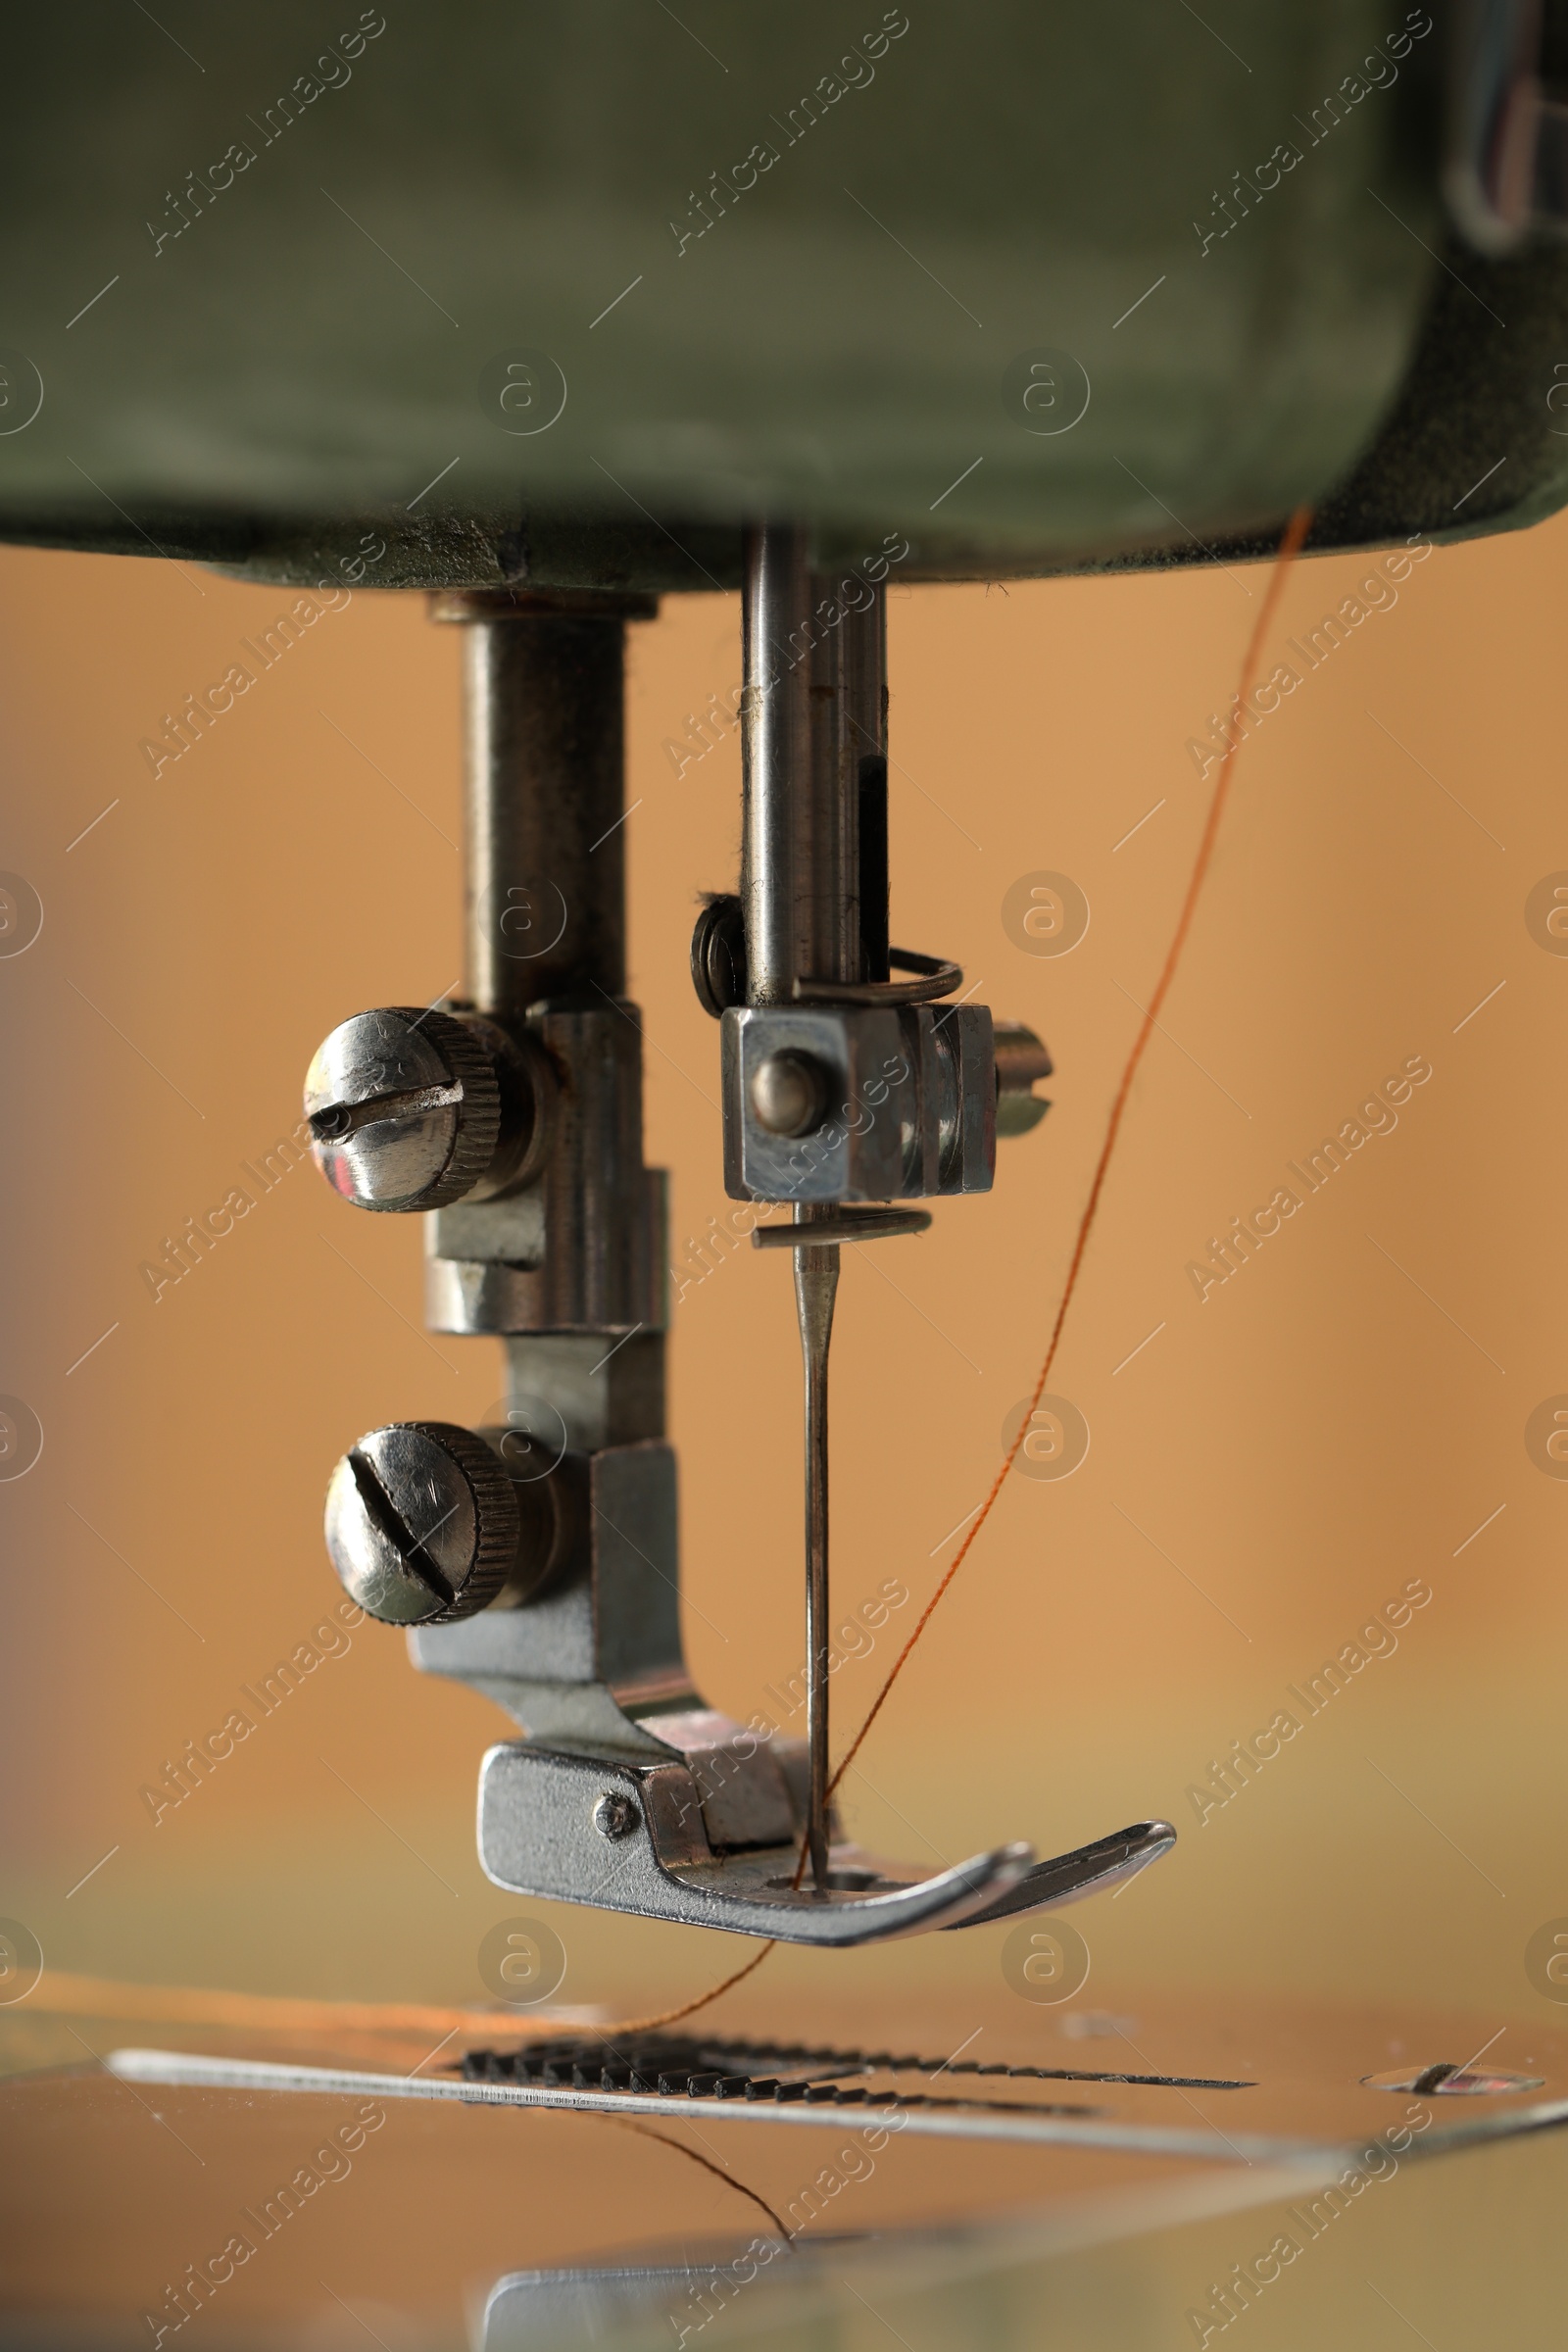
{"left": 5, "top": 4, "right": 1568, "bottom": 2343}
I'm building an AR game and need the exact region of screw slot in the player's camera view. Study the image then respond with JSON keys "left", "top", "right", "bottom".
{"left": 324, "top": 1421, "right": 519, "bottom": 1626}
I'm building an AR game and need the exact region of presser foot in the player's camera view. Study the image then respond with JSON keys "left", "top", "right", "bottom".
{"left": 475, "top": 1737, "right": 1175, "bottom": 1946}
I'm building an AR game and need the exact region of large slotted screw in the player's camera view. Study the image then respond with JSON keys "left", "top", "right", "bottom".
{"left": 305, "top": 1005, "right": 541, "bottom": 1213}
{"left": 324, "top": 1422, "right": 522, "bottom": 1625}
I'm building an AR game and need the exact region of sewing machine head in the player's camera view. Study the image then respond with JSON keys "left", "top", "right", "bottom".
{"left": 4, "top": 2, "right": 1563, "bottom": 1945}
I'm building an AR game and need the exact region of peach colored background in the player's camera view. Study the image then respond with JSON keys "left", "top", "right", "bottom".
{"left": 3, "top": 513, "right": 1565, "bottom": 2032}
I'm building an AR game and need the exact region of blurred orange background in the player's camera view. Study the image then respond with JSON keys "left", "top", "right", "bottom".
{"left": 3, "top": 509, "right": 1563, "bottom": 2035}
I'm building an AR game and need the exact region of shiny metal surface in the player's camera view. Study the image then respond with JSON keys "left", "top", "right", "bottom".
{"left": 502, "top": 1332, "right": 666, "bottom": 1454}
{"left": 405, "top": 1423, "right": 1170, "bottom": 1943}
{"left": 953, "top": 1822, "right": 1179, "bottom": 1931}
{"left": 417, "top": 591, "right": 665, "bottom": 1341}
{"left": 688, "top": 893, "right": 747, "bottom": 1017}
{"left": 723, "top": 1003, "right": 1005, "bottom": 1203}
{"left": 426, "top": 1007, "right": 662, "bottom": 1339}
{"left": 752, "top": 1207, "right": 933, "bottom": 1248}
{"left": 431, "top": 592, "right": 653, "bottom": 1021}
{"left": 307, "top": 1004, "right": 553, "bottom": 1211}
{"left": 1361, "top": 2062, "right": 1546, "bottom": 2096}
{"left": 793, "top": 1206, "right": 839, "bottom": 1893}
{"left": 476, "top": 1745, "right": 1034, "bottom": 1941}
{"left": 722, "top": 1005, "right": 909, "bottom": 1203}
{"left": 995, "top": 1018, "right": 1055, "bottom": 1138}
{"left": 902, "top": 1003, "right": 998, "bottom": 1196}
{"left": 113, "top": 1995, "right": 1494, "bottom": 2152}
{"left": 324, "top": 1421, "right": 521, "bottom": 1626}
{"left": 791, "top": 948, "right": 964, "bottom": 1006}
{"left": 308, "top": 531, "right": 1076, "bottom": 1941}
{"left": 410, "top": 1442, "right": 686, "bottom": 1742}
{"left": 740, "top": 524, "right": 816, "bottom": 1007}
{"left": 12, "top": 1991, "right": 1568, "bottom": 2352}
{"left": 740, "top": 530, "right": 886, "bottom": 1005}
{"left": 707, "top": 527, "right": 1082, "bottom": 1933}
{"left": 305, "top": 1004, "right": 503, "bottom": 1212}
{"left": 749, "top": 1050, "right": 831, "bottom": 1139}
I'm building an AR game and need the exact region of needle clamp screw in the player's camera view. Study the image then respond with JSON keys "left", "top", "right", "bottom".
{"left": 306, "top": 1005, "right": 536, "bottom": 1213}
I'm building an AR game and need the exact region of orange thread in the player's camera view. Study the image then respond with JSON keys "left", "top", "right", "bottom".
{"left": 604, "top": 2114, "right": 792, "bottom": 2236}
{"left": 827, "top": 505, "right": 1314, "bottom": 1801}
{"left": 586, "top": 1938, "right": 778, "bottom": 2036}
{"left": 24, "top": 512, "right": 1310, "bottom": 2057}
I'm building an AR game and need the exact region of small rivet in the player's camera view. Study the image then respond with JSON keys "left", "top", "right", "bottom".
{"left": 593, "top": 1792, "right": 640, "bottom": 1839}
{"left": 750, "top": 1050, "right": 830, "bottom": 1139}
{"left": 587, "top": 1788, "right": 639, "bottom": 1843}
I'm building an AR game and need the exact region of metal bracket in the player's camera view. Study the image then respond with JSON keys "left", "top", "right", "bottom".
{"left": 475, "top": 1743, "right": 1174, "bottom": 1942}
{"left": 721, "top": 1001, "right": 998, "bottom": 1204}
{"left": 410, "top": 1439, "right": 1173, "bottom": 1944}
{"left": 313, "top": 565, "right": 1161, "bottom": 1943}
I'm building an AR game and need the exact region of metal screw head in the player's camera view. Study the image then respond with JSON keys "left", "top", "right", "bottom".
{"left": 324, "top": 1422, "right": 520, "bottom": 1625}
{"left": 750, "top": 1050, "right": 831, "bottom": 1138}
{"left": 994, "top": 1020, "right": 1053, "bottom": 1139}
{"left": 592, "top": 1792, "right": 640, "bottom": 1839}
{"left": 1360, "top": 2061, "right": 1544, "bottom": 2097}
{"left": 304, "top": 1006, "right": 502, "bottom": 1212}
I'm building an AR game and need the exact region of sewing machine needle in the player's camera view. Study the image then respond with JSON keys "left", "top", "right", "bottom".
{"left": 794, "top": 1203, "right": 839, "bottom": 1893}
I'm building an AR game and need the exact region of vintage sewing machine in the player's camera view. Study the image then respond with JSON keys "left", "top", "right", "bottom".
{"left": 11, "top": 0, "right": 1558, "bottom": 1948}
{"left": 5, "top": 4, "right": 1568, "bottom": 2340}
